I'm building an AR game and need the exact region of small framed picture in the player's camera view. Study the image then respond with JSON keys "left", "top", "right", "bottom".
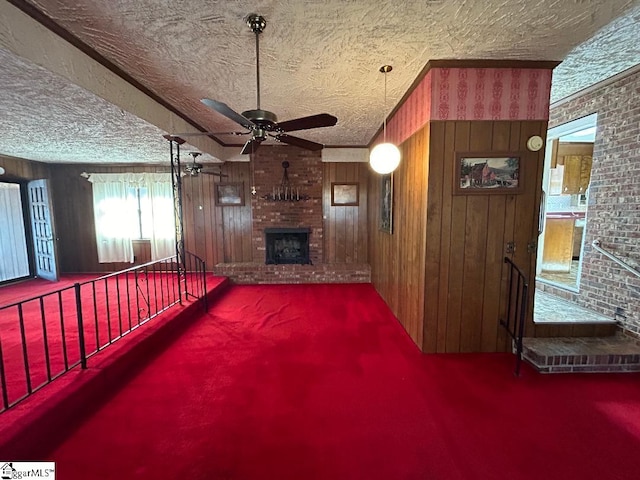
{"left": 214, "top": 182, "right": 244, "bottom": 206}
{"left": 455, "top": 153, "right": 523, "bottom": 195}
{"left": 331, "top": 182, "right": 359, "bottom": 206}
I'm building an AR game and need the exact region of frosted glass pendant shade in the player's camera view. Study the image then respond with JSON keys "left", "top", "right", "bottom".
{"left": 369, "top": 142, "right": 401, "bottom": 174}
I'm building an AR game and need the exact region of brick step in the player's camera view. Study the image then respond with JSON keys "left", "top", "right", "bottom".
{"left": 522, "top": 336, "right": 640, "bottom": 373}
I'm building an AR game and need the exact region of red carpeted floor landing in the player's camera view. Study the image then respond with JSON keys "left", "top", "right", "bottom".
{"left": 42, "top": 284, "right": 640, "bottom": 479}
{"left": 0, "top": 273, "right": 223, "bottom": 408}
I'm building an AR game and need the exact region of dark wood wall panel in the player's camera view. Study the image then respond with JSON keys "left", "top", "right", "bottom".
{"left": 368, "top": 127, "right": 429, "bottom": 349}
{"left": 0, "top": 155, "right": 51, "bottom": 181}
{"left": 181, "top": 162, "right": 253, "bottom": 268}
{"left": 322, "top": 162, "right": 369, "bottom": 264}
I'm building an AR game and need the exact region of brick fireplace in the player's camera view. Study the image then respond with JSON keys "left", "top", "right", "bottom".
{"left": 212, "top": 146, "right": 371, "bottom": 284}
{"left": 251, "top": 147, "right": 323, "bottom": 264}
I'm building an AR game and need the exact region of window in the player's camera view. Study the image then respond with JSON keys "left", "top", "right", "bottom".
{"left": 87, "top": 173, "right": 175, "bottom": 263}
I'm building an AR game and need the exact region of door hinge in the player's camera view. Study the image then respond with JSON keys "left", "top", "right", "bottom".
{"left": 506, "top": 241, "right": 516, "bottom": 254}
{"left": 527, "top": 241, "right": 537, "bottom": 254}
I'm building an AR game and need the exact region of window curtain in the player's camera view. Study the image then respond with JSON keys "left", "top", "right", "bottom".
{"left": 87, "top": 173, "right": 175, "bottom": 263}
{"left": 146, "top": 177, "right": 175, "bottom": 260}
{"left": 89, "top": 176, "right": 136, "bottom": 263}
{"left": 0, "top": 183, "right": 30, "bottom": 281}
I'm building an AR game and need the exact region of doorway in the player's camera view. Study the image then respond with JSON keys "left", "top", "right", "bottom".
{"left": 537, "top": 114, "right": 597, "bottom": 292}
{"left": 0, "top": 182, "right": 30, "bottom": 283}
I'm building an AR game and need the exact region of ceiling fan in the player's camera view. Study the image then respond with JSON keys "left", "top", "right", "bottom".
{"left": 183, "top": 152, "right": 228, "bottom": 177}
{"left": 176, "top": 13, "right": 338, "bottom": 155}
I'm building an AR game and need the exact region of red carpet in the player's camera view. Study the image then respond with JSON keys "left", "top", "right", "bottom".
{"left": 32, "top": 283, "right": 640, "bottom": 480}
{"left": 0, "top": 273, "right": 223, "bottom": 409}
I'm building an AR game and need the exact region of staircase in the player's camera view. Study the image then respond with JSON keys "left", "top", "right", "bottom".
{"left": 522, "top": 335, "right": 640, "bottom": 373}
{"left": 523, "top": 291, "right": 640, "bottom": 373}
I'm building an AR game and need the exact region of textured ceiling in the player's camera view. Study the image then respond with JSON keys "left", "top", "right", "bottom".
{"left": 1, "top": 0, "right": 640, "bottom": 164}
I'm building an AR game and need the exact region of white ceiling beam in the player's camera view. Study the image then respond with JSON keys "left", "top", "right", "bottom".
{"left": 0, "top": 1, "right": 226, "bottom": 160}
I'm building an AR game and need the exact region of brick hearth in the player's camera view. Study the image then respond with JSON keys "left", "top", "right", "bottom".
{"left": 213, "top": 263, "right": 371, "bottom": 284}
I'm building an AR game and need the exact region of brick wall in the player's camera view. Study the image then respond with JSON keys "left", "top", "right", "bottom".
{"left": 250, "top": 146, "right": 323, "bottom": 264}
{"left": 548, "top": 70, "right": 640, "bottom": 336}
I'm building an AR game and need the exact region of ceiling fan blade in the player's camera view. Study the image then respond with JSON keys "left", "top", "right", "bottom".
{"left": 240, "top": 138, "right": 262, "bottom": 155}
{"left": 170, "top": 131, "right": 249, "bottom": 137}
{"left": 200, "top": 171, "right": 229, "bottom": 177}
{"left": 276, "top": 134, "right": 324, "bottom": 151}
{"left": 201, "top": 98, "right": 256, "bottom": 129}
{"left": 276, "top": 114, "right": 337, "bottom": 132}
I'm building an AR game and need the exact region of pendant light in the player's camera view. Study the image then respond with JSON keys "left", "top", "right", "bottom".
{"left": 369, "top": 65, "right": 401, "bottom": 174}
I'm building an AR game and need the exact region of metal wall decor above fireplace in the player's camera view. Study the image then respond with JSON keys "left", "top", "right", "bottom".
{"left": 264, "top": 227, "right": 311, "bottom": 265}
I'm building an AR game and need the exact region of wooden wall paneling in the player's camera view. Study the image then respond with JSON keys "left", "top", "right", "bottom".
{"left": 482, "top": 194, "right": 508, "bottom": 352}
{"left": 413, "top": 128, "right": 428, "bottom": 347}
{"left": 423, "top": 122, "right": 444, "bottom": 352}
{"left": 494, "top": 122, "right": 524, "bottom": 350}
{"left": 50, "top": 164, "right": 96, "bottom": 272}
{"left": 480, "top": 122, "right": 511, "bottom": 352}
{"left": 335, "top": 172, "right": 347, "bottom": 263}
{"left": 396, "top": 137, "right": 412, "bottom": 341}
{"left": 345, "top": 163, "right": 355, "bottom": 263}
{"left": 322, "top": 162, "right": 333, "bottom": 263}
{"left": 323, "top": 162, "right": 368, "bottom": 265}
{"left": 194, "top": 175, "right": 207, "bottom": 261}
{"left": 458, "top": 122, "right": 492, "bottom": 352}
{"left": 436, "top": 122, "right": 456, "bottom": 352}
{"left": 0, "top": 155, "right": 50, "bottom": 181}
{"left": 212, "top": 175, "right": 225, "bottom": 266}
{"left": 357, "top": 163, "right": 368, "bottom": 264}
{"left": 445, "top": 121, "right": 470, "bottom": 352}
{"left": 221, "top": 197, "right": 232, "bottom": 262}
{"left": 200, "top": 173, "right": 213, "bottom": 269}
{"left": 330, "top": 162, "right": 338, "bottom": 263}
{"left": 182, "top": 176, "right": 197, "bottom": 257}
{"left": 221, "top": 162, "right": 252, "bottom": 263}
{"left": 404, "top": 135, "right": 418, "bottom": 342}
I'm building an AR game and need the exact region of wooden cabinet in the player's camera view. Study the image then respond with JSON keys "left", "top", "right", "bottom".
{"left": 553, "top": 142, "right": 593, "bottom": 195}
{"left": 562, "top": 155, "right": 592, "bottom": 194}
{"left": 562, "top": 156, "right": 582, "bottom": 194}
{"left": 542, "top": 218, "right": 575, "bottom": 272}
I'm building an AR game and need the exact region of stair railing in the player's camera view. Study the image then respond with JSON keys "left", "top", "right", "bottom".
{"left": 592, "top": 240, "right": 640, "bottom": 279}
{"left": 500, "top": 257, "right": 529, "bottom": 376}
{"left": 0, "top": 251, "right": 207, "bottom": 413}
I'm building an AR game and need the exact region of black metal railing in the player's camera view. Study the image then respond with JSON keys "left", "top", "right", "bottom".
{"left": 0, "top": 252, "right": 207, "bottom": 413}
{"left": 500, "top": 257, "right": 529, "bottom": 376}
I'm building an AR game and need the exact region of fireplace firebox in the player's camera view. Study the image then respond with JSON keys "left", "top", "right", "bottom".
{"left": 264, "top": 227, "right": 311, "bottom": 265}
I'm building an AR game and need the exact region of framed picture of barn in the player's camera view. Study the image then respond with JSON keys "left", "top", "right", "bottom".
{"left": 454, "top": 153, "right": 523, "bottom": 195}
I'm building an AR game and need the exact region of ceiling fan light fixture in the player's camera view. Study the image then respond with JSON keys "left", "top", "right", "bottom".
{"left": 370, "top": 65, "right": 401, "bottom": 174}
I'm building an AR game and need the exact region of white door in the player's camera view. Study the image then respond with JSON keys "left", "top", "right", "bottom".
{"left": 27, "top": 179, "right": 59, "bottom": 281}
